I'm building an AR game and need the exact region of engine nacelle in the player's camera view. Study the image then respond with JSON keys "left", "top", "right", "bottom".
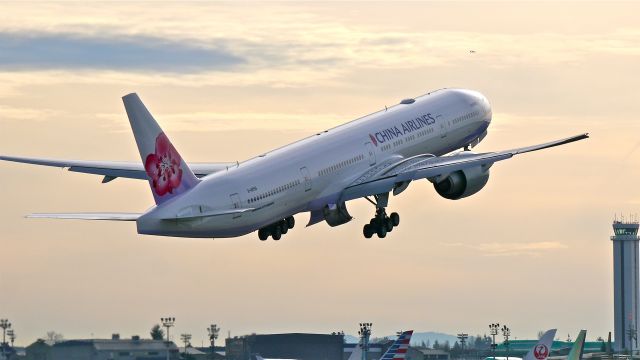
{"left": 323, "top": 202, "right": 353, "bottom": 227}
{"left": 433, "top": 166, "right": 490, "bottom": 200}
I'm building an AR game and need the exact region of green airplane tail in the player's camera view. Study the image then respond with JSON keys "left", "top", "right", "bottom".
{"left": 567, "top": 330, "right": 587, "bottom": 360}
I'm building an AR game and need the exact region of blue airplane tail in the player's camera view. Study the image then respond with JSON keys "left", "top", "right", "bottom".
{"left": 380, "top": 330, "right": 413, "bottom": 360}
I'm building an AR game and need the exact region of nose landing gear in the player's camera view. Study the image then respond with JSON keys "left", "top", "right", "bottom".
{"left": 362, "top": 193, "right": 400, "bottom": 238}
{"left": 258, "top": 216, "right": 296, "bottom": 241}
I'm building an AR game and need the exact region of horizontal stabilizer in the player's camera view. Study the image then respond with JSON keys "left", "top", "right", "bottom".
{"left": 27, "top": 213, "right": 141, "bottom": 221}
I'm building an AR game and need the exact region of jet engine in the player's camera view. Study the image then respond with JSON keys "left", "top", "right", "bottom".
{"left": 323, "top": 202, "right": 353, "bottom": 227}
{"left": 433, "top": 166, "right": 490, "bottom": 200}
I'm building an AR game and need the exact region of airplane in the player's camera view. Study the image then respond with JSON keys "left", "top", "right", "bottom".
{"left": 347, "top": 330, "right": 413, "bottom": 360}
{"left": 483, "top": 328, "right": 557, "bottom": 360}
{"left": 0, "top": 89, "right": 588, "bottom": 240}
{"left": 565, "top": 330, "right": 586, "bottom": 360}
{"left": 379, "top": 330, "right": 413, "bottom": 360}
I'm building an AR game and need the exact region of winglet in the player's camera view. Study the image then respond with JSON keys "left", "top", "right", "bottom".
{"left": 122, "top": 93, "right": 200, "bottom": 205}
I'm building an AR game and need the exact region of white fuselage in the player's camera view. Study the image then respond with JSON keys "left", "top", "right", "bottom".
{"left": 137, "top": 88, "right": 492, "bottom": 237}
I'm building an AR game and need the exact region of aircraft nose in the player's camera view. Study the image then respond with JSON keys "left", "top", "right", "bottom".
{"left": 477, "top": 93, "right": 492, "bottom": 124}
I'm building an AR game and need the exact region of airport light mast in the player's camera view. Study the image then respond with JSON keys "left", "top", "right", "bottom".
{"left": 207, "top": 324, "right": 220, "bottom": 350}
{"left": 161, "top": 317, "right": 175, "bottom": 360}
{"left": 501, "top": 325, "right": 510, "bottom": 360}
{"left": 457, "top": 333, "right": 468, "bottom": 360}
{"left": 611, "top": 216, "right": 640, "bottom": 352}
{"left": 0, "top": 319, "right": 10, "bottom": 345}
{"left": 161, "top": 317, "right": 175, "bottom": 342}
{"left": 489, "top": 323, "right": 499, "bottom": 360}
{"left": 6, "top": 329, "right": 14, "bottom": 348}
{"left": 359, "top": 323, "right": 372, "bottom": 360}
{"left": 180, "top": 333, "right": 192, "bottom": 353}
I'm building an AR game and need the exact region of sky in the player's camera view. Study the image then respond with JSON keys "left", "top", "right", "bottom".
{"left": 1, "top": 1, "right": 640, "bottom": 347}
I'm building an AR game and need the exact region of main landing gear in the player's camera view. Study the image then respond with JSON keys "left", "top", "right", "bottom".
{"left": 258, "top": 216, "right": 295, "bottom": 241}
{"left": 362, "top": 193, "right": 400, "bottom": 239}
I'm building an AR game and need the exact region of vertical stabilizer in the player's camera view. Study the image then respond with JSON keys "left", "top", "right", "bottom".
{"left": 347, "top": 343, "right": 363, "bottom": 360}
{"left": 523, "top": 329, "right": 557, "bottom": 360}
{"left": 566, "top": 330, "right": 587, "bottom": 360}
{"left": 380, "top": 330, "right": 413, "bottom": 360}
{"left": 122, "top": 93, "right": 199, "bottom": 204}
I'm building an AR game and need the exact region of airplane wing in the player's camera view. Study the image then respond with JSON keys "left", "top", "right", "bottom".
{"left": 341, "top": 133, "right": 588, "bottom": 201}
{"left": 0, "top": 155, "right": 235, "bottom": 182}
{"left": 27, "top": 212, "right": 141, "bottom": 221}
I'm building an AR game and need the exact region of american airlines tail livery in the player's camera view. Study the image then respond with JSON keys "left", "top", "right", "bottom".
{"left": 1, "top": 89, "right": 587, "bottom": 240}
{"left": 347, "top": 330, "right": 413, "bottom": 360}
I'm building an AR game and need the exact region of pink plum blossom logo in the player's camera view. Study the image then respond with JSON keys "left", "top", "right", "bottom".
{"left": 369, "top": 134, "right": 378, "bottom": 146}
{"left": 144, "top": 133, "right": 183, "bottom": 196}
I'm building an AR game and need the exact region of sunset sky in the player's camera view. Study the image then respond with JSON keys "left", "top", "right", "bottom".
{"left": 1, "top": 1, "right": 640, "bottom": 346}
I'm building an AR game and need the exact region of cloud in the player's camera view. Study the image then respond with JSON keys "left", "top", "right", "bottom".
{"left": 0, "top": 104, "right": 60, "bottom": 121}
{"left": 0, "top": 3, "right": 639, "bottom": 74}
{"left": 0, "top": 32, "right": 244, "bottom": 71}
{"left": 444, "top": 241, "right": 568, "bottom": 257}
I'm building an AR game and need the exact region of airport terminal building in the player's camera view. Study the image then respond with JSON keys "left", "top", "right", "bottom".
{"left": 226, "top": 333, "right": 344, "bottom": 360}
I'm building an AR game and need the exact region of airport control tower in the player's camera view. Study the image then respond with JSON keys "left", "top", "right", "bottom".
{"left": 611, "top": 218, "right": 640, "bottom": 351}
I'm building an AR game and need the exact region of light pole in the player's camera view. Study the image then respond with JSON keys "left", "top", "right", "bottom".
{"left": 207, "top": 324, "right": 220, "bottom": 358}
{"left": 0, "top": 319, "right": 10, "bottom": 345}
{"left": 489, "top": 323, "right": 500, "bottom": 360}
{"left": 161, "top": 317, "right": 175, "bottom": 360}
{"left": 358, "top": 323, "right": 372, "bottom": 360}
{"left": 6, "top": 330, "right": 15, "bottom": 347}
{"left": 501, "top": 325, "right": 510, "bottom": 360}
{"left": 457, "top": 333, "right": 468, "bottom": 359}
{"left": 180, "top": 333, "right": 192, "bottom": 353}
{"left": 161, "top": 317, "right": 175, "bottom": 342}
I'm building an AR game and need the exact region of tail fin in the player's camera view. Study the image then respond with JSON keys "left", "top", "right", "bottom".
{"left": 380, "top": 330, "right": 413, "bottom": 360}
{"left": 346, "top": 343, "right": 363, "bottom": 360}
{"left": 122, "top": 93, "right": 199, "bottom": 205}
{"left": 523, "top": 329, "right": 557, "bottom": 360}
{"left": 566, "top": 330, "right": 587, "bottom": 360}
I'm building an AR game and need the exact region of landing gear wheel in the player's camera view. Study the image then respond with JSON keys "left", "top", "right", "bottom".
{"left": 258, "top": 228, "right": 269, "bottom": 241}
{"left": 286, "top": 216, "right": 295, "bottom": 229}
{"left": 385, "top": 218, "right": 394, "bottom": 232}
{"left": 363, "top": 224, "right": 374, "bottom": 239}
{"left": 272, "top": 226, "right": 282, "bottom": 240}
{"left": 280, "top": 221, "right": 289, "bottom": 234}
{"left": 376, "top": 226, "right": 387, "bottom": 238}
{"left": 390, "top": 212, "right": 400, "bottom": 226}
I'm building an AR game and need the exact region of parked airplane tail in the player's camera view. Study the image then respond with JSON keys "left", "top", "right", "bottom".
{"left": 523, "top": 329, "right": 557, "bottom": 360}
{"left": 122, "top": 93, "right": 200, "bottom": 205}
{"left": 380, "top": 330, "right": 413, "bottom": 360}
{"left": 566, "top": 330, "right": 587, "bottom": 360}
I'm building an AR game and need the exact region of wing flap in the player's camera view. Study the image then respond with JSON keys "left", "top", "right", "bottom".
{"left": 27, "top": 212, "right": 141, "bottom": 221}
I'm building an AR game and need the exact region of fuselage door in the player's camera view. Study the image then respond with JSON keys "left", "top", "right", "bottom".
{"left": 300, "top": 167, "right": 312, "bottom": 192}
{"left": 230, "top": 193, "right": 242, "bottom": 218}
{"left": 365, "top": 142, "right": 376, "bottom": 166}
{"left": 440, "top": 117, "right": 450, "bottom": 139}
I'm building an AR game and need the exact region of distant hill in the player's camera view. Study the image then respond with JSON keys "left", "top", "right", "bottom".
{"left": 408, "top": 332, "right": 459, "bottom": 347}
{"left": 344, "top": 331, "right": 458, "bottom": 346}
